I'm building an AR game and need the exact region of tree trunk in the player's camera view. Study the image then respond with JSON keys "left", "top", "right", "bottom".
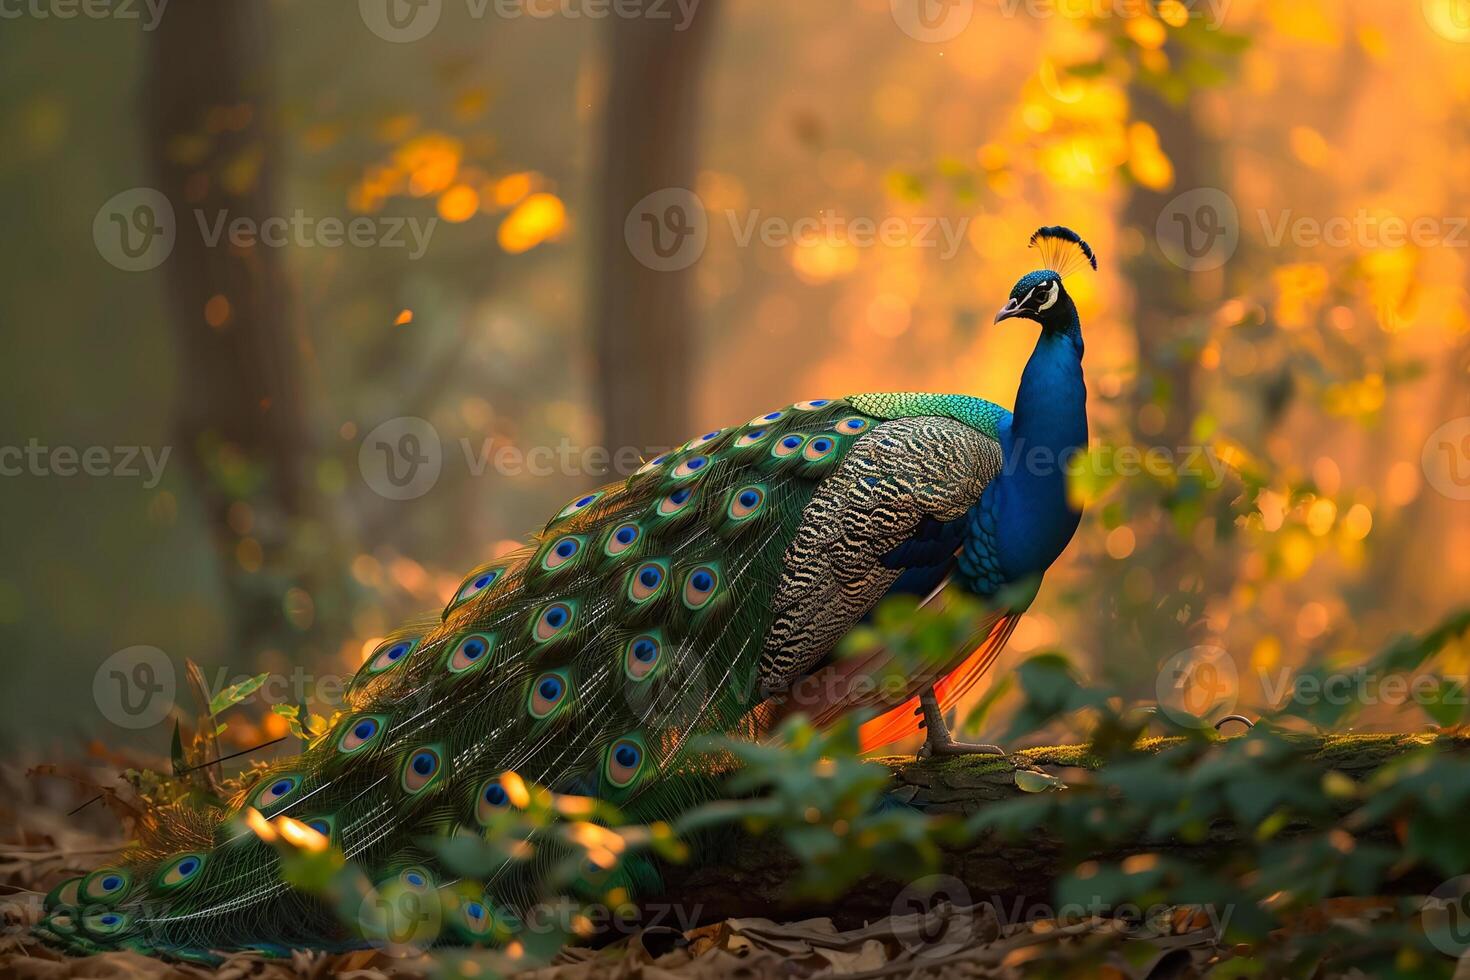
{"left": 590, "top": 4, "right": 719, "bottom": 470}
{"left": 145, "top": 2, "right": 313, "bottom": 661}
{"left": 649, "top": 734, "right": 1454, "bottom": 926}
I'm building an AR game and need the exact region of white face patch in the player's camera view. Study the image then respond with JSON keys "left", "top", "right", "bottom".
{"left": 1036, "top": 279, "right": 1060, "bottom": 311}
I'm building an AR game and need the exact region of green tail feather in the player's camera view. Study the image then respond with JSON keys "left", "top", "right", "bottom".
{"left": 39, "top": 398, "right": 908, "bottom": 959}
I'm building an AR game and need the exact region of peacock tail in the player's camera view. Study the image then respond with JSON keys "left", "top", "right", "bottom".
{"left": 38, "top": 392, "right": 1012, "bottom": 960}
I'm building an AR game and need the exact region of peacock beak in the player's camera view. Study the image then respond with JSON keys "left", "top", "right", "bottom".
{"left": 994, "top": 298, "right": 1023, "bottom": 323}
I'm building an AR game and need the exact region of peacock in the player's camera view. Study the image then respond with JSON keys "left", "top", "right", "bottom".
{"left": 36, "top": 226, "right": 1096, "bottom": 960}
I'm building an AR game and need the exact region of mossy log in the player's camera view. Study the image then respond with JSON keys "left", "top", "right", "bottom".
{"left": 647, "top": 733, "right": 1461, "bottom": 927}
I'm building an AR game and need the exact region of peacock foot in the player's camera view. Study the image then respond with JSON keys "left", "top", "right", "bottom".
{"left": 915, "top": 685, "right": 1008, "bottom": 759}
{"left": 918, "top": 737, "right": 1007, "bottom": 759}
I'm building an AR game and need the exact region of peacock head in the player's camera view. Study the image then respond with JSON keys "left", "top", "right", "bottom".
{"left": 995, "top": 226, "right": 1097, "bottom": 333}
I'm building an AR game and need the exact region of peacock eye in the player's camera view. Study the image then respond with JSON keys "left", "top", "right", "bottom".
{"left": 803, "top": 436, "right": 837, "bottom": 462}
{"left": 448, "top": 633, "right": 495, "bottom": 674}
{"left": 727, "top": 485, "right": 766, "bottom": 521}
{"left": 461, "top": 899, "right": 490, "bottom": 936}
{"left": 624, "top": 634, "right": 662, "bottom": 681}
{"left": 794, "top": 399, "right": 831, "bottom": 410}
{"left": 635, "top": 453, "right": 671, "bottom": 476}
{"left": 83, "top": 911, "right": 129, "bottom": 936}
{"left": 339, "top": 715, "right": 384, "bottom": 753}
{"left": 533, "top": 602, "right": 574, "bottom": 642}
{"left": 605, "top": 737, "right": 645, "bottom": 788}
{"left": 656, "top": 486, "right": 694, "bottom": 517}
{"left": 400, "top": 867, "right": 433, "bottom": 891}
{"left": 476, "top": 778, "right": 514, "bottom": 825}
{"left": 628, "top": 560, "right": 668, "bottom": 603}
{"left": 366, "top": 637, "right": 419, "bottom": 674}
{"left": 735, "top": 428, "right": 769, "bottom": 448}
{"left": 540, "top": 535, "right": 584, "bottom": 572}
{"left": 604, "top": 522, "right": 641, "bottom": 557}
{"left": 772, "top": 434, "right": 806, "bottom": 459}
{"left": 753, "top": 410, "right": 785, "bottom": 424}
{"left": 447, "top": 566, "right": 502, "bottom": 615}
{"left": 529, "top": 671, "right": 569, "bottom": 719}
{"left": 684, "top": 429, "right": 723, "bottom": 450}
{"left": 671, "top": 455, "right": 709, "bottom": 479}
{"left": 836, "top": 416, "right": 869, "bottom": 434}
{"left": 557, "top": 491, "right": 604, "bottom": 519}
{"left": 158, "top": 853, "right": 206, "bottom": 890}
{"left": 682, "top": 565, "right": 721, "bottom": 610}
{"left": 255, "top": 775, "right": 300, "bottom": 810}
{"left": 401, "top": 749, "right": 443, "bottom": 794}
{"left": 82, "top": 869, "right": 131, "bottom": 903}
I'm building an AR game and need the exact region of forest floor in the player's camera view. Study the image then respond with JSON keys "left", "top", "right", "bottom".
{"left": 0, "top": 745, "right": 1457, "bottom": 979}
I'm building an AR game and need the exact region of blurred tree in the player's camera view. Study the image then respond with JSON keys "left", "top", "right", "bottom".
{"left": 589, "top": 3, "right": 719, "bottom": 462}
{"left": 146, "top": 0, "right": 316, "bottom": 664}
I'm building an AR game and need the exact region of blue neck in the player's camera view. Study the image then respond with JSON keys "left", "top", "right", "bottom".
{"left": 991, "top": 310, "right": 1088, "bottom": 586}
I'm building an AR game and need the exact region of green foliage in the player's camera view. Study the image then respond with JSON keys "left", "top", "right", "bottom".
{"left": 208, "top": 672, "right": 269, "bottom": 716}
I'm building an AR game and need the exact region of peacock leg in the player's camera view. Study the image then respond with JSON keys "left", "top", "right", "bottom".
{"left": 916, "top": 686, "right": 1005, "bottom": 758}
